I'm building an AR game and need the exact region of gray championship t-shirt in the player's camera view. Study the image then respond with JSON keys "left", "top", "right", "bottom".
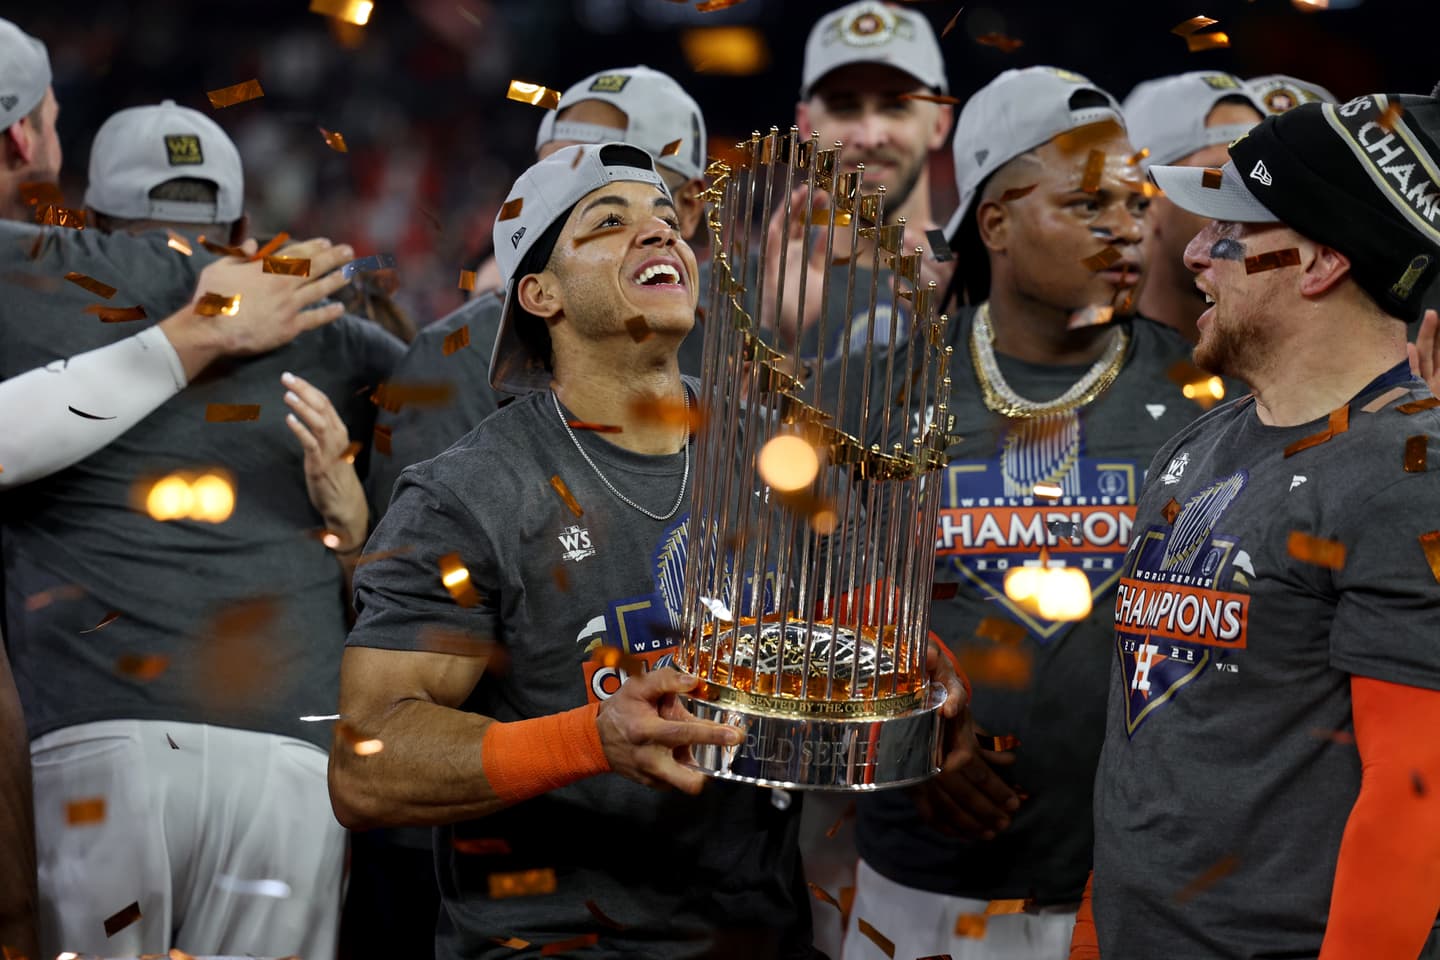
{"left": 367, "top": 264, "right": 709, "bottom": 520}
{"left": 347, "top": 387, "right": 810, "bottom": 960}
{"left": 1093, "top": 365, "right": 1440, "bottom": 957}
{"left": 857, "top": 308, "right": 1219, "bottom": 903}
{"left": 0, "top": 221, "right": 403, "bottom": 749}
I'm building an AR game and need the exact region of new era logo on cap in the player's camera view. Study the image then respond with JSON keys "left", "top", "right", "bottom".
{"left": 510, "top": 226, "right": 526, "bottom": 249}
{"left": 165, "top": 134, "right": 203, "bottom": 166}
{"left": 1250, "top": 160, "right": 1273, "bottom": 186}
{"left": 0, "top": 95, "right": 15, "bottom": 112}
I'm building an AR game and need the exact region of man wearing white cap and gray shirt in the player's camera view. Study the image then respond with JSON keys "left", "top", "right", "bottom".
{"left": 331, "top": 142, "right": 815, "bottom": 959}
{"left": 846, "top": 66, "right": 1206, "bottom": 960}
{"left": 1124, "top": 71, "right": 1265, "bottom": 343}
{"left": 6, "top": 99, "right": 401, "bottom": 960}
{"left": 368, "top": 64, "right": 710, "bottom": 515}
{"left": 766, "top": 0, "right": 955, "bottom": 359}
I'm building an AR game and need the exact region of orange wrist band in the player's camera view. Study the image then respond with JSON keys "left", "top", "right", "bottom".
{"left": 1069, "top": 872, "right": 1101, "bottom": 959}
{"left": 480, "top": 702, "right": 611, "bottom": 805}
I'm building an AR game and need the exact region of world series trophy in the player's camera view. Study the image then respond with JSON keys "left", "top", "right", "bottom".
{"left": 675, "top": 126, "right": 954, "bottom": 791}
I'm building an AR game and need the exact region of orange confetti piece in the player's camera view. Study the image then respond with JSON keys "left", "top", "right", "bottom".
{"left": 824, "top": 802, "right": 854, "bottom": 839}
{"left": 629, "top": 395, "right": 703, "bottom": 433}
{"left": 198, "top": 236, "right": 247, "bottom": 257}
{"left": 1397, "top": 397, "right": 1440, "bottom": 415}
{"left": 1171, "top": 14, "right": 1219, "bottom": 35}
{"left": 453, "top": 837, "right": 512, "bottom": 855}
{"left": 695, "top": 0, "right": 747, "bottom": 10}
{"left": 80, "top": 611, "right": 121, "bottom": 634}
{"left": 1068, "top": 305, "right": 1115, "bottom": 330}
{"left": 984, "top": 898, "right": 1029, "bottom": 915}
{"left": 85, "top": 304, "right": 147, "bottom": 323}
{"left": 373, "top": 423, "right": 392, "bottom": 455}
{"left": 975, "top": 616, "right": 1026, "bottom": 646}
{"left": 567, "top": 420, "right": 622, "bottom": 433}
{"left": 116, "top": 654, "right": 169, "bottom": 680}
{"left": 36, "top": 204, "right": 87, "bottom": 229}
{"left": 585, "top": 900, "right": 625, "bottom": 930}
{"left": 309, "top": 0, "right": 374, "bottom": 24}
{"left": 1162, "top": 497, "right": 1182, "bottom": 524}
{"left": 1378, "top": 101, "right": 1404, "bottom": 132}
{"left": 999, "top": 184, "right": 1037, "bottom": 202}
{"left": 1244, "top": 248, "right": 1301, "bottom": 274}
{"left": 319, "top": 127, "right": 349, "bottom": 152}
{"left": 167, "top": 230, "right": 194, "bottom": 256}
{"left": 205, "top": 403, "right": 261, "bottom": 422}
{"left": 490, "top": 937, "right": 530, "bottom": 950}
{"left": 1419, "top": 531, "right": 1440, "bottom": 584}
{"left": 661, "top": 138, "right": 683, "bottom": 157}
{"left": 262, "top": 256, "right": 310, "bottom": 277}
{"left": 1185, "top": 31, "right": 1230, "bottom": 52}
{"left": 498, "top": 197, "right": 524, "bottom": 221}
{"left": 19, "top": 180, "right": 64, "bottom": 208}
{"left": 809, "top": 882, "right": 844, "bottom": 911}
{"left": 339, "top": 441, "right": 363, "bottom": 464}
{"left": 550, "top": 475, "right": 584, "bottom": 518}
{"left": 1286, "top": 530, "right": 1346, "bottom": 570}
{"left": 458, "top": 269, "right": 478, "bottom": 291}
{"left": 169, "top": 948, "right": 197, "bottom": 960}
{"left": 1081, "top": 150, "right": 1106, "bottom": 193}
{"left": 506, "top": 80, "right": 561, "bottom": 110}
{"left": 207, "top": 79, "right": 265, "bottom": 109}
{"left": 1127, "top": 147, "right": 1151, "bottom": 166}
{"left": 899, "top": 93, "right": 961, "bottom": 105}
{"left": 104, "top": 901, "right": 143, "bottom": 937}
{"left": 1311, "top": 726, "right": 1355, "bottom": 746}
{"left": 1081, "top": 246, "right": 1122, "bottom": 271}
{"left": 1201, "top": 168, "right": 1224, "bottom": 189}
{"left": 955, "top": 913, "right": 988, "bottom": 937}
{"left": 66, "top": 796, "right": 106, "bottom": 825}
{"left": 1404, "top": 435, "right": 1428, "bottom": 472}
{"left": 65, "top": 272, "right": 117, "bottom": 299}
{"left": 1283, "top": 404, "right": 1348, "bottom": 457}
{"left": 371, "top": 381, "right": 457, "bottom": 411}
{"left": 941, "top": 5, "right": 964, "bottom": 38}
{"left": 488, "top": 867, "right": 558, "bottom": 899}
{"left": 591, "top": 644, "right": 646, "bottom": 676}
{"left": 856, "top": 918, "right": 896, "bottom": 958}
{"left": 978, "top": 734, "right": 1022, "bottom": 752}
{"left": 196, "top": 292, "right": 241, "bottom": 317}
{"left": 625, "top": 315, "right": 653, "bottom": 342}
{"left": 443, "top": 324, "right": 471, "bottom": 356}
{"left": 975, "top": 32, "right": 1023, "bottom": 53}
{"left": 552, "top": 563, "right": 571, "bottom": 592}
{"left": 1173, "top": 853, "right": 1239, "bottom": 903}
{"left": 958, "top": 646, "right": 1033, "bottom": 689}
{"left": 439, "top": 552, "right": 481, "bottom": 607}
{"left": 248, "top": 231, "right": 290, "bottom": 263}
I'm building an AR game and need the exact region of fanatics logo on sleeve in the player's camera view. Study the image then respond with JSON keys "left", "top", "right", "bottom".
{"left": 164, "top": 134, "right": 204, "bottom": 166}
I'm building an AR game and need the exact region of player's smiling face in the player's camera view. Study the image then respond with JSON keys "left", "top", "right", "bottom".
{"left": 536, "top": 179, "right": 699, "bottom": 342}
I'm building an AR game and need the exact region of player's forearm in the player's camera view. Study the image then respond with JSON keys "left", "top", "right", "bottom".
{"left": 0, "top": 656, "right": 39, "bottom": 960}
{"left": 0, "top": 325, "right": 186, "bottom": 488}
{"left": 329, "top": 697, "right": 505, "bottom": 829}
{"left": 156, "top": 306, "right": 227, "bottom": 382}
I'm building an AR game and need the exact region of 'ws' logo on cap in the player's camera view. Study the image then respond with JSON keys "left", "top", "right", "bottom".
{"left": 165, "top": 134, "right": 204, "bottom": 166}
{"left": 588, "top": 74, "right": 630, "bottom": 94}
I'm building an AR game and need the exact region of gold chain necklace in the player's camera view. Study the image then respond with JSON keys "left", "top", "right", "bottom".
{"left": 970, "top": 302, "right": 1130, "bottom": 419}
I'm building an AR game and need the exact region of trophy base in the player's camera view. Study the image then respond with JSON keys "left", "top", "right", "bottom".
{"left": 678, "top": 681, "right": 947, "bottom": 792}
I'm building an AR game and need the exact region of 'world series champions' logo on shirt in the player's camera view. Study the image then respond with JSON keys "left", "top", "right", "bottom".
{"left": 1116, "top": 471, "right": 1252, "bottom": 735}
{"left": 936, "top": 413, "right": 1140, "bottom": 642}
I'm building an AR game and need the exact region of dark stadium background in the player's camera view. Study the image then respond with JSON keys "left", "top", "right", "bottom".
{"left": 17, "top": 0, "right": 1430, "bottom": 325}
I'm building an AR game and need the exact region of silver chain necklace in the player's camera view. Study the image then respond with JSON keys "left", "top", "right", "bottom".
{"left": 552, "top": 387, "right": 690, "bottom": 521}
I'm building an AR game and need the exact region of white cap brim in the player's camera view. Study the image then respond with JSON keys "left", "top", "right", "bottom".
{"left": 1149, "top": 161, "right": 1279, "bottom": 223}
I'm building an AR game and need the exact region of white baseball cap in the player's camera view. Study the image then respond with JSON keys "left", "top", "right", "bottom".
{"left": 85, "top": 99, "right": 244, "bottom": 224}
{"left": 0, "top": 17, "right": 50, "bottom": 131}
{"left": 1247, "top": 74, "right": 1337, "bottom": 115}
{"left": 534, "top": 66, "right": 708, "bottom": 181}
{"left": 491, "top": 142, "right": 670, "bottom": 394}
{"left": 1123, "top": 71, "right": 1266, "bottom": 168}
{"left": 944, "top": 67, "right": 1125, "bottom": 241}
{"left": 801, "top": 1, "right": 947, "bottom": 99}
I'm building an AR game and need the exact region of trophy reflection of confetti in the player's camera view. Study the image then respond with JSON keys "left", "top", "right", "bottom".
{"left": 677, "top": 127, "right": 953, "bottom": 791}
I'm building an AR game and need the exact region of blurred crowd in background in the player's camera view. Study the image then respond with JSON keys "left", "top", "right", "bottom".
{"left": 21, "top": 0, "right": 1433, "bottom": 332}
